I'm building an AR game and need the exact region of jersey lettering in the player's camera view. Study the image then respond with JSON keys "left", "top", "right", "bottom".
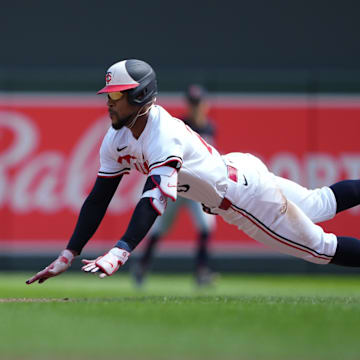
{"left": 118, "top": 154, "right": 136, "bottom": 164}
{"left": 135, "top": 162, "right": 150, "bottom": 175}
{"left": 118, "top": 154, "right": 150, "bottom": 175}
{"left": 178, "top": 184, "right": 190, "bottom": 192}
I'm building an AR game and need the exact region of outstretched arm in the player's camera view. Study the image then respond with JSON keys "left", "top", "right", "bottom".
{"left": 66, "top": 175, "right": 123, "bottom": 254}
{"left": 117, "top": 197, "right": 160, "bottom": 251}
{"left": 26, "top": 175, "right": 122, "bottom": 284}
{"left": 81, "top": 197, "right": 159, "bottom": 277}
{"left": 82, "top": 166, "right": 179, "bottom": 278}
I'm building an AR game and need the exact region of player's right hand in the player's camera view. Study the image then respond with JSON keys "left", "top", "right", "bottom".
{"left": 26, "top": 249, "right": 75, "bottom": 285}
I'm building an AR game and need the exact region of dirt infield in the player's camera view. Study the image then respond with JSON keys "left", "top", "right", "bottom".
{"left": 0, "top": 297, "right": 71, "bottom": 303}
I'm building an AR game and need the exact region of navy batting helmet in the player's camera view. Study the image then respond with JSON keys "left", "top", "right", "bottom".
{"left": 186, "top": 84, "right": 207, "bottom": 105}
{"left": 97, "top": 59, "right": 158, "bottom": 106}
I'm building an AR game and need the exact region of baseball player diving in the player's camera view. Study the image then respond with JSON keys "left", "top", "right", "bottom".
{"left": 27, "top": 59, "right": 360, "bottom": 284}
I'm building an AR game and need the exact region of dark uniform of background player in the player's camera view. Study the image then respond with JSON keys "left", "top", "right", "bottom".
{"left": 133, "top": 84, "right": 217, "bottom": 286}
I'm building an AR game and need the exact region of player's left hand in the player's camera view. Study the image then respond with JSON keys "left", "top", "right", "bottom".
{"left": 81, "top": 247, "right": 130, "bottom": 278}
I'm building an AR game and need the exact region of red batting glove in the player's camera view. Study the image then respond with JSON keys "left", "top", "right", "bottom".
{"left": 26, "top": 249, "right": 75, "bottom": 285}
{"left": 81, "top": 247, "right": 130, "bottom": 278}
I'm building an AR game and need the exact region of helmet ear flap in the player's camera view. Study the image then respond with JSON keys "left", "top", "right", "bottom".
{"left": 127, "top": 72, "right": 157, "bottom": 106}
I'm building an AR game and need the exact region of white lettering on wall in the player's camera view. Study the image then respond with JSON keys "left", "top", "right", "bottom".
{"left": 305, "top": 153, "right": 338, "bottom": 189}
{"left": 0, "top": 111, "right": 142, "bottom": 214}
{"left": 1, "top": 113, "right": 360, "bottom": 215}
{"left": 0, "top": 111, "right": 38, "bottom": 207}
{"left": 268, "top": 152, "right": 302, "bottom": 184}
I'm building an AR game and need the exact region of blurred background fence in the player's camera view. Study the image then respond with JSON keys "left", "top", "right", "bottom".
{"left": 1, "top": 0, "right": 360, "bottom": 93}
{"left": 1, "top": 0, "right": 360, "bottom": 273}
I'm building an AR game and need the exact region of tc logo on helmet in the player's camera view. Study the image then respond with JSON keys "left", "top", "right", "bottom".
{"left": 105, "top": 72, "right": 112, "bottom": 84}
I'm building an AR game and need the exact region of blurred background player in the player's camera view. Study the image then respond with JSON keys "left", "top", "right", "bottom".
{"left": 133, "top": 84, "right": 217, "bottom": 287}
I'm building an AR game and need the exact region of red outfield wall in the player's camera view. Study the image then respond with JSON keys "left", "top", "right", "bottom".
{"left": 1, "top": 94, "right": 360, "bottom": 252}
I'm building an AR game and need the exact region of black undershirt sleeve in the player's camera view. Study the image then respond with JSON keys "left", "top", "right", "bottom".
{"left": 66, "top": 175, "right": 122, "bottom": 254}
{"left": 117, "top": 166, "right": 180, "bottom": 251}
{"left": 117, "top": 198, "right": 159, "bottom": 251}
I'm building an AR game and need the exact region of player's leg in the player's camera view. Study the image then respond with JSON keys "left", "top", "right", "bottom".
{"left": 273, "top": 177, "right": 360, "bottom": 266}
{"left": 221, "top": 152, "right": 360, "bottom": 267}
{"left": 187, "top": 199, "right": 216, "bottom": 285}
{"left": 133, "top": 198, "right": 183, "bottom": 285}
{"left": 273, "top": 176, "right": 337, "bottom": 223}
{"left": 220, "top": 152, "right": 360, "bottom": 266}
{"left": 274, "top": 177, "right": 360, "bottom": 223}
{"left": 329, "top": 180, "right": 360, "bottom": 213}
{"left": 220, "top": 186, "right": 337, "bottom": 265}
{"left": 328, "top": 180, "right": 360, "bottom": 266}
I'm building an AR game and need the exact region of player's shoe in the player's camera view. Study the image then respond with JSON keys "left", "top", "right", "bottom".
{"left": 195, "top": 266, "right": 218, "bottom": 287}
{"left": 131, "top": 262, "right": 147, "bottom": 288}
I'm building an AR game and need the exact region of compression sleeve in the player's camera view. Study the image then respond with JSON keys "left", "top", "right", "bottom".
{"left": 66, "top": 175, "right": 122, "bottom": 254}
{"left": 116, "top": 198, "right": 159, "bottom": 251}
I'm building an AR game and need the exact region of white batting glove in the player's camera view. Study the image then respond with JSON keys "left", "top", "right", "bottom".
{"left": 26, "top": 249, "right": 75, "bottom": 285}
{"left": 81, "top": 247, "right": 130, "bottom": 278}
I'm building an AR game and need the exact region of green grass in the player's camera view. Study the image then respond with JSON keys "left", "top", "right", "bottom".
{"left": 1, "top": 273, "right": 360, "bottom": 360}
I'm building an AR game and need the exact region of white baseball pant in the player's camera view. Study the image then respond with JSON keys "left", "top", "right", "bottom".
{"left": 217, "top": 153, "right": 338, "bottom": 264}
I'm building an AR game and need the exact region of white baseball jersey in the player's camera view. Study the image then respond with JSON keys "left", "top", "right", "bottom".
{"left": 98, "top": 105, "right": 228, "bottom": 207}
{"left": 98, "top": 104, "right": 339, "bottom": 265}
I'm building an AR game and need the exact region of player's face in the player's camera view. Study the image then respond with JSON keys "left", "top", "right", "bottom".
{"left": 106, "top": 92, "right": 139, "bottom": 130}
{"left": 188, "top": 101, "right": 208, "bottom": 125}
